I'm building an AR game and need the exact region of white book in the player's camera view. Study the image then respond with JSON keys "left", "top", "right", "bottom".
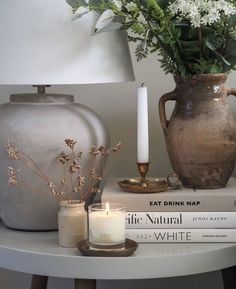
{"left": 126, "top": 212, "right": 236, "bottom": 228}
{"left": 102, "top": 178, "right": 236, "bottom": 212}
{"left": 125, "top": 228, "right": 236, "bottom": 243}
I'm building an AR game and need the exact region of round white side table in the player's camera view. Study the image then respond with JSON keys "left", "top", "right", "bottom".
{"left": 0, "top": 222, "right": 236, "bottom": 289}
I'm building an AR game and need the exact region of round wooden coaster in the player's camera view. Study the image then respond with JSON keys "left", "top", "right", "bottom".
{"left": 77, "top": 239, "right": 138, "bottom": 257}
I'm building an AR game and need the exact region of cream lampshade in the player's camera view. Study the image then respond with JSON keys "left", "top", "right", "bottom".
{"left": 0, "top": 0, "right": 134, "bottom": 84}
{"left": 0, "top": 0, "right": 134, "bottom": 231}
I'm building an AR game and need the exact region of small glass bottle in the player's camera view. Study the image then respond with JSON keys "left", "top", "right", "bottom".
{"left": 58, "top": 200, "right": 87, "bottom": 248}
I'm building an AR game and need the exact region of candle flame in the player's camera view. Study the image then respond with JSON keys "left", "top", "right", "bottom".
{"left": 105, "top": 202, "right": 110, "bottom": 215}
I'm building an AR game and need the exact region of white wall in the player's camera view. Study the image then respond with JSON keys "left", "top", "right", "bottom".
{"left": 0, "top": 44, "right": 235, "bottom": 288}
{"left": 0, "top": 44, "right": 236, "bottom": 178}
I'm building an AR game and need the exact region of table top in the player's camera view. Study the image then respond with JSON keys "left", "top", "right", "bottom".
{"left": 0, "top": 222, "right": 236, "bottom": 280}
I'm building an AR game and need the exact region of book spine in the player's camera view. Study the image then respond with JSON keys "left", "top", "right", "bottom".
{"left": 102, "top": 192, "right": 236, "bottom": 212}
{"left": 126, "top": 212, "right": 236, "bottom": 228}
{"left": 125, "top": 228, "right": 236, "bottom": 243}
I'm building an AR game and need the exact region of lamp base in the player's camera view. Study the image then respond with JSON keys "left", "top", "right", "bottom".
{"left": 0, "top": 92, "right": 109, "bottom": 231}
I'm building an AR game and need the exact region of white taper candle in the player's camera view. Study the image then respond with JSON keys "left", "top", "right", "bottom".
{"left": 137, "top": 84, "right": 149, "bottom": 163}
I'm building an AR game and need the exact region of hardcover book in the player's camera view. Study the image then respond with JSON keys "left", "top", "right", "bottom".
{"left": 125, "top": 212, "right": 236, "bottom": 228}
{"left": 102, "top": 178, "right": 236, "bottom": 212}
{"left": 125, "top": 228, "right": 236, "bottom": 243}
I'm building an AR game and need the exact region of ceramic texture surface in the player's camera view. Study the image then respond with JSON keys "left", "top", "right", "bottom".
{"left": 0, "top": 94, "right": 109, "bottom": 231}
{"left": 159, "top": 74, "right": 236, "bottom": 189}
{"left": 58, "top": 201, "right": 87, "bottom": 248}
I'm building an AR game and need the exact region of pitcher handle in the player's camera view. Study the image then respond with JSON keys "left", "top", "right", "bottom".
{"left": 227, "top": 88, "right": 236, "bottom": 97}
{"left": 158, "top": 90, "right": 177, "bottom": 134}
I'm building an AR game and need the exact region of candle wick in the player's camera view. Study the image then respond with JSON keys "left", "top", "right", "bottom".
{"left": 106, "top": 211, "right": 109, "bottom": 215}
{"left": 141, "top": 83, "right": 145, "bottom": 87}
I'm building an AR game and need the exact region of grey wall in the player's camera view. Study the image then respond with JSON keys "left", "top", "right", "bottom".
{"left": 0, "top": 44, "right": 235, "bottom": 288}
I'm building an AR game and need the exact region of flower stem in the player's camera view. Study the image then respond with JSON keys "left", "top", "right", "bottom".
{"left": 198, "top": 26, "right": 203, "bottom": 59}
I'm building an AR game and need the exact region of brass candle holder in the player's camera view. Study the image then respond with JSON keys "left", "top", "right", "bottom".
{"left": 118, "top": 163, "right": 175, "bottom": 194}
{"left": 137, "top": 162, "right": 150, "bottom": 187}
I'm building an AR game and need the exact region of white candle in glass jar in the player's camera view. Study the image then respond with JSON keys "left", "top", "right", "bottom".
{"left": 137, "top": 84, "right": 149, "bottom": 163}
{"left": 89, "top": 203, "right": 126, "bottom": 246}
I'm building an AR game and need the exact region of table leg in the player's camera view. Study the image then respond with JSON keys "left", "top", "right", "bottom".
{"left": 221, "top": 266, "right": 236, "bottom": 289}
{"left": 74, "top": 279, "right": 96, "bottom": 289}
{"left": 31, "top": 275, "right": 48, "bottom": 289}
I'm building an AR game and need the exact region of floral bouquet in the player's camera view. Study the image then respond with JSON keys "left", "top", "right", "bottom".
{"left": 66, "top": 0, "right": 236, "bottom": 79}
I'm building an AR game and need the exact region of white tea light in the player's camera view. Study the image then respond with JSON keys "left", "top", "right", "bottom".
{"left": 88, "top": 203, "right": 126, "bottom": 250}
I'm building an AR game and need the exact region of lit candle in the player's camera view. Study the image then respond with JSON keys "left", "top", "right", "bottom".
{"left": 88, "top": 202, "right": 126, "bottom": 250}
{"left": 137, "top": 83, "right": 149, "bottom": 163}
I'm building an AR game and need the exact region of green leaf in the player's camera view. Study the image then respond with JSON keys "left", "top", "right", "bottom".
{"left": 147, "top": 0, "right": 165, "bottom": 27}
{"left": 65, "top": 0, "right": 88, "bottom": 9}
{"left": 215, "top": 52, "right": 231, "bottom": 66}
{"left": 206, "top": 39, "right": 217, "bottom": 51}
{"left": 225, "top": 40, "right": 236, "bottom": 57}
{"left": 206, "top": 40, "right": 231, "bottom": 66}
{"left": 73, "top": 6, "right": 90, "bottom": 19}
{"left": 228, "top": 15, "right": 236, "bottom": 27}
{"left": 130, "top": 23, "right": 146, "bottom": 35}
{"left": 156, "top": 0, "right": 170, "bottom": 9}
{"left": 181, "top": 41, "right": 199, "bottom": 52}
{"left": 95, "top": 9, "right": 116, "bottom": 32}
{"left": 135, "top": 40, "right": 149, "bottom": 61}
{"left": 209, "top": 65, "right": 222, "bottom": 74}
{"left": 94, "top": 21, "right": 123, "bottom": 33}
{"left": 225, "top": 56, "right": 236, "bottom": 69}
{"left": 173, "top": 19, "right": 190, "bottom": 28}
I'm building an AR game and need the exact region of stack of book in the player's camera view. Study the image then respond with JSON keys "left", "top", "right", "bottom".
{"left": 102, "top": 178, "right": 236, "bottom": 243}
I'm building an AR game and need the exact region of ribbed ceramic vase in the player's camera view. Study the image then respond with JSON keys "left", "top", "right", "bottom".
{"left": 159, "top": 73, "right": 236, "bottom": 189}
{"left": 0, "top": 93, "right": 109, "bottom": 231}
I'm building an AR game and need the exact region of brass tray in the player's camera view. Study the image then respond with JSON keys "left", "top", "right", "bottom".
{"left": 77, "top": 239, "right": 138, "bottom": 257}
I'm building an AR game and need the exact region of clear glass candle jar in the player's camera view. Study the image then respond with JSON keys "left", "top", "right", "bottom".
{"left": 58, "top": 200, "right": 87, "bottom": 248}
{"left": 88, "top": 203, "right": 126, "bottom": 250}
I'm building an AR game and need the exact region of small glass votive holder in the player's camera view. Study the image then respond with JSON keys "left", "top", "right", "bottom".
{"left": 88, "top": 203, "right": 126, "bottom": 251}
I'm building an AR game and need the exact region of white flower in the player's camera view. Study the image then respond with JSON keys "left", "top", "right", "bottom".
{"left": 223, "top": 4, "right": 236, "bottom": 15}
{"left": 168, "top": 3, "right": 179, "bottom": 15}
{"left": 137, "top": 12, "right": 148, "bottom": 25}
{"left": 190, "top": 14, "right": 201, "bottom": 27}
{"left": 113, "top": 0, "right": 123, "bottom": 11}
{"left": 126, "top": 2, "right": 138, "bottom": 12}
{"left": 168, "top": 0, "right": 236, "bottom": 28}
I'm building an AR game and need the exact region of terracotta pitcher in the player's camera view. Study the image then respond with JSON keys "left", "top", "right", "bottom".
{"left": 159, "top": 74, "right": 236, "bottom": 189}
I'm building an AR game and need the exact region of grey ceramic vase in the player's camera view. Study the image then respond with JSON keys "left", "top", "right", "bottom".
{"left": 0, "top": 93, "right": 109, "bottom": 231}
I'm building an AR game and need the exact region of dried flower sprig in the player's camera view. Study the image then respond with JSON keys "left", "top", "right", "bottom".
{"left": 65, "top": 138, "right": 77, "bottom": 149}
{"left": 7, "top": 142, "right": 19, "bottom": 160}
{"left": 7, "top": 138, "right": 121, "bottom": 203}
{"left": 8, "top": 167, "right": 19, "bottom": 186}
